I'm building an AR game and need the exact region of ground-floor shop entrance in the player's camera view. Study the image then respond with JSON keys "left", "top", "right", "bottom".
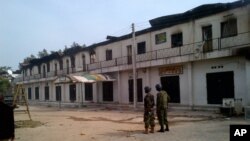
{"left": 128, "top": 79, "right": 143, "bottom": 102}
{"left": 206, "top": 71, "right": 234, "bottom": 104}
{"left": 161, "top": 76, "right": 180, "bottom": 103}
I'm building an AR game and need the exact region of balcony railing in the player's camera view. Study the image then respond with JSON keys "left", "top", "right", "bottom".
{"left": 16, "top": 67, "right": 78, "bottom": 82}
{"left": 87, "top": 32, "right": 249, "bottom": 70}
{"left": 16, "top": 31, "right": 250, "bottom": 82}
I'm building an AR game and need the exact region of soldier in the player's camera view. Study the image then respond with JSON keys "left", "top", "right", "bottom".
{"left": 155, "top": 84, "right": 170, "bottom": 132}
{"left": 143, "top": 86, "right": 155, "bottom": 134}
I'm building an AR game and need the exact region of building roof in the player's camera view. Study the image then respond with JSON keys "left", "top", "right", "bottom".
{"left": 149, "top": 0, "right": 249, "bottom": 29}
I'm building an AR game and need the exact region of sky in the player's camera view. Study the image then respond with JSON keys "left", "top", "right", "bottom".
{"left": 0, "top": 0, "right": 237, "bottom": 70}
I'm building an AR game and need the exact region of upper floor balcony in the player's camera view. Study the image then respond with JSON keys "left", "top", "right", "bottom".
{"left": 15, "top": 31, "right": 250, "bottom": 83}
{"left": 88, "top": 31, "right": 250, "bottom": 72}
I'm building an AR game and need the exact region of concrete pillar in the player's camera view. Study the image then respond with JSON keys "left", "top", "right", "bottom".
{"left": 187, "top": 62, "right": 194, "bottom": 108}
{"left": 117, "top": 71, "right": 121, "bottom": 103}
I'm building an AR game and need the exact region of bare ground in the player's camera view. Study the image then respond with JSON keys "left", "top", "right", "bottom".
{"left": 13, "top": 106, "right": 249, "bottom": 141}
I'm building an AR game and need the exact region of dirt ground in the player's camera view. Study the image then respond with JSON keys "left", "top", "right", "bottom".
{"left": 13, "top": 105, "right": 249, "bottom": 141}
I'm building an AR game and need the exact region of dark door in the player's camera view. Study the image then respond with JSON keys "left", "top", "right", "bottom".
{"left": 56, "top": 86, "right": 61, "bottom": 101}
{"left": 69, "top": 84, "right": 76, "bottom": 101}
{"left": 45, "top": 86, "right": 49, "bottom": 100}
{"left": 128, "top": 79, "right": 143, "bottom": 102}
{"left": 206, "top": 71, "right": 234, "bottom": 104}
{"left": 43, "top": 65, "right": 46, "bottom": 78}
{"left": 103, "top": 82, "right": 113, "bottom": 101}
{"left": 35, "top": 87, "right": 39, "bottom": 100}
{"left": 28, "top": 88, "right": 32, "bottom": 100}
{"left": 202, "top": 25, "right": 213, "bottom": 52}
{"left": 161, "top": 76, "right": 180, "bottom": 103}
{"left": 85, "top": 83, "right": 93, "bottom": 101}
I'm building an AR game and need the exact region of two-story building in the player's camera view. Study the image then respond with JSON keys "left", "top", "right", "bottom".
{"left": 15, "top": 0, "right": 250, "bottom": 109}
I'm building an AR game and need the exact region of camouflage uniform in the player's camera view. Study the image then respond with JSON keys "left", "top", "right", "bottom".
{"left": 144, "top": 92, "right": 155, "bottom": 129}
{"left": 156, "top": 90, "right": 170, "bottom": 131}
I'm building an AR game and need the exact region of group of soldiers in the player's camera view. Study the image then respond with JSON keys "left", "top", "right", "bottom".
{"left": 143, "top": 84, "right": 170, "bottom": 134}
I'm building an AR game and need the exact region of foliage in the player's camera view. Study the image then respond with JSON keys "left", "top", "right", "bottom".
{"left": 0, "top": 66, "right": 11, "bottom": 74}
{"left": 0, "top": 77, "right": 11, "bottom": 95}
{"left": 38, "top": 49, "right": 49, "bottom": 58}
{"left": 23, "top": 54, "right": 36, "bottom": 63}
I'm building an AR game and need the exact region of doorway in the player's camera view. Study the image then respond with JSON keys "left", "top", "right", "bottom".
{"left": 56, "top": 86, "right": 61, "bottom": 101}
{"left": 206, "top": 71, "right": 234, "bottom": 104}
{"left": 103, "top": 82, "right": 113, "bottom": 101}
{"left": 160, "top": 76, "right": 180, "bottom": 103}
{"left": 69, "top": 84, "right": 76, "bottom": 101}
{"left": 202, "top": 25, "right": 213, "bottom": 52}
{"left": 128, "top": 78, "right": 143, "bottom": 102}
{"left": 85, "top": 83, "right": 93, "bottom": 101}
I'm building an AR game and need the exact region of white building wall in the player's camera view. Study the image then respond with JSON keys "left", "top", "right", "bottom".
{"left": 246, "top": 59, "right": 250, "bottom": 105}
{"left": 193, "top": 57, "right": 247, "bottom": 106}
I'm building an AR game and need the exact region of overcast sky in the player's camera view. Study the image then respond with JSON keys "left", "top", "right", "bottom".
{"left": 0, "top": 0, "right": 236, "bottom": 70}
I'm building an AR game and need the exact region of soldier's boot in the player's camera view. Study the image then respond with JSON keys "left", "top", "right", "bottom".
{"left": 144, "top": 128, "right": 149, "bottom": 134}
{"left": 150, "top": 127, "right": 154, "bottom": 133}
{"left": 165, "top": 124, "right": 169, "bottom": 131}
{"left": 157, "top": 125, "right": 164, "bottom": 132}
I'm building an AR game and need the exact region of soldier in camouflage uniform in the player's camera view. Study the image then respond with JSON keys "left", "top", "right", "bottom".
{"left": 143, "top": 86, "right": 155, "bottom": 134}
{"left": 156, "top": 84, "right": 170, "bottom": 132}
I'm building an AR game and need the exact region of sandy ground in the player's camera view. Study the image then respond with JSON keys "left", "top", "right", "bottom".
{"left": 13, "top": 105, "right": 250, "bottom": 141}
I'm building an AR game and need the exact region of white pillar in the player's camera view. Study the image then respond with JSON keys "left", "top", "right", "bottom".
{"left": 187, "top": 62, "right": 194, "bottom": 109}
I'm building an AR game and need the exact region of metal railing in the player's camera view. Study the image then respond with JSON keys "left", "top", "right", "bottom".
{"left": 16, "top": 31, "right": 250, "bottom": 82}
{"left": 86, "top": 31, "right": 250, "bottom": 70}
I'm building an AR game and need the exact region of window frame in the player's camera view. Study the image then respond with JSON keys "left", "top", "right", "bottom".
{"left": 155, "top": 32, "right": 167, "bottom": 44}
{"left": 221, "top": 18, "right": 237, "bottom": 38}
{"left": 106, "top": 49, "right": 113, "bottom": 61}
{"left": 137, "top": 42, "right": 146, "bottom": 54}
{"left": 171, "top": 32, "right": 183, "bottom": 48}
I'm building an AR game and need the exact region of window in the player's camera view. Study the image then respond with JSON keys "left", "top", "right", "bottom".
{"left": 30, "top": 68, "right": 32, "bottom": 76}
{"left": 221, "top": 19, "right": 237, "bottom": 38}
{"left": 155, "top": 32, "right": 167, "bottom": 44}
{"left": 70, "top": 56, "right": 75, "bottom": 68}
{"left": 90, "top": 51, "right": 96, "bottom": 64}
{"left": 59, "top": 59, "right": 63, "bottom": 70}
{"left": 127, "top": 45, "right": 132, "bottom": 64}
{"left": 45, "top": 86, "right": 49, "bottom": 100}
{"left": 66, "top": 59, "right": 69, "bottom": 74}
{"left": 55, "top": 63, "right": 57, "bottom": 76}
{"left": 171, "top": 33, "right": 183, "bottom": 47}
{"left": 106, "top": 49, "right": 112, "bottom": 61}
{"left": 137, "top": 42, "right": 146, "bottom": 54}
{"left": 47, "top": 62, "right": 50, "bottom": 72}
{"left": 38, "top": 65, "right": 41, "bottom": 74}
{"left": 28, "top": 88, "right": 32, "bottom": 100}
{"left": 82, "top": 55, "right": 86, "bottom": 71}
{"left": 43, "top": 65, "right": 46, "bottom": 78}
{"left": 35, "top": 87, "right": 39, "bottom": 100}
{"left": 24, "top": 70, "right": 27, "bottom": 76}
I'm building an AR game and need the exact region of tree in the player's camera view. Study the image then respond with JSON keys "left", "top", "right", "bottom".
{"left": 0, "top": 66, "right": 11, "bottom": 75}
{"left": 71, "top": 42, "right": 80, "bottom": 48}
{"left": 23, "top": 54, "right": 36, "bottom": 63}
{"left": 0, "top": 77, "right": 11, "bottom": 95}
{"left": 38, "top": 49, "right": 49, "bottom": 58}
